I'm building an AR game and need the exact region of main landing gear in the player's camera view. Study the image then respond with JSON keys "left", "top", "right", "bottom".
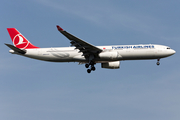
{"left": 85, "top": 61, "right": 96, "bottom": 73}
{"left": 156, "top": 59, "right": 160, "bottom": 66}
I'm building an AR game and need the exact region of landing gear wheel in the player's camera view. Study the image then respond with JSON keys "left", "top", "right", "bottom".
{"left": 87, "top": 69, "right": 91, "bottom": 73}
{"left": 86, "top": 60, "right": 96, "bottom": 73}
{"left": 156, "top": 62, "right": 160, "bottom": 66}
{"left": 85, "top": 64, "right": 89, "bottom": 68}
{"left": 91, "top": 66, "right": 96, "bottom": 71}
{"left": 156, "top": 59, "right": 160, "bottom": 66}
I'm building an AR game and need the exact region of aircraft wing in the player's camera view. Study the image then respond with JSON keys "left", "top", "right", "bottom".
{"left": 56, "top": 25, "right": 103, "bottom": 56}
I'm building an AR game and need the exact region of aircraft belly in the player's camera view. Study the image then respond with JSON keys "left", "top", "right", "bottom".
{"left": 25, "top": 50, "right": 86, "bottom": 62}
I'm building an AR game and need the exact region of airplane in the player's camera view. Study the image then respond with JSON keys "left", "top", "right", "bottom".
{"left": 5, "top": 26, "right": 176, "bottom": 73}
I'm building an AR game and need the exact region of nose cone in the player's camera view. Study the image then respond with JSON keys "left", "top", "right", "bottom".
{"left": 172, "top": 49, "right": 176, "bottom": 54}
{"left": 170, "top": 49, "right": 176, "bottom": 56}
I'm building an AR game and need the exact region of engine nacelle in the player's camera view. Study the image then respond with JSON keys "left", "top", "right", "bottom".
{"left": 98, "top": 51, "right": 118, "bottom": 59}
{"left": 101, "top": 61, "right": 120, "bottom": 69}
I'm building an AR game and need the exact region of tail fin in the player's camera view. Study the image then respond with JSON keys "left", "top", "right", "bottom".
{"left": 7, "top": 28, "right": 39, "bottom": 49}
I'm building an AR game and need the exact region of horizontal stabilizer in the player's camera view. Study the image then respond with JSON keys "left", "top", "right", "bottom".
{"left": 5, "top": 43, "right": 26, "bottom": 54}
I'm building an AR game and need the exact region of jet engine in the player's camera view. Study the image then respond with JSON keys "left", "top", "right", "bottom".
{"left": 101, "top": 61, "right": 120, "bottom": 69}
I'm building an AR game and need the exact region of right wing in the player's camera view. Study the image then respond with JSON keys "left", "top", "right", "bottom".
{"left": 56, "top": 25, "right": 103, "bottom": 57}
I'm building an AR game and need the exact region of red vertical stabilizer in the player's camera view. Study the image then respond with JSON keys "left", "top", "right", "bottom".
{"left": 7, "top": 28, "right": 39, "bottom": 49}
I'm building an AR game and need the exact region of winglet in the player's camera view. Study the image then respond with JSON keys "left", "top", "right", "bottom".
{"left": 56, "top": 25, "right": 64, "bottom": 31}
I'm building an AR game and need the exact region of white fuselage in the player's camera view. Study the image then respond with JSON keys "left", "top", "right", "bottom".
{"left": 11, "top": 44, "right": 175, "bottom": 63}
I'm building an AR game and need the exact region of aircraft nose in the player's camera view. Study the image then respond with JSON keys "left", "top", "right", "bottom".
{"left": 171, "top": 49, "right": 176, "bottom": 55}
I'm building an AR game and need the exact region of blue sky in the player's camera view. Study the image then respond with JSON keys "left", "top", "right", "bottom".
{"left": 1, "top": 0, "right": 180, "bottom": 120}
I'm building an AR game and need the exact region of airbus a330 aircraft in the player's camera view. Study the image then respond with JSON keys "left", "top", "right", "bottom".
{"left": 5, "top": 26, "right": 176, "bottom": 73}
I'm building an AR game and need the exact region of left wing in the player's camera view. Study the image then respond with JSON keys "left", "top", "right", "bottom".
{"left": 56, "top": 25, "right": 102, "bottom": 57}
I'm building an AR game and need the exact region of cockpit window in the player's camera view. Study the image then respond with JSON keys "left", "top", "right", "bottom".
{"left": 167, "top": 47, "right": 171, "bottom": 49}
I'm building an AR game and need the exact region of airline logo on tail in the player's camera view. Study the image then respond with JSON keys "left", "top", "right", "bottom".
{"left": 13, "top": 34, "right": 29, "bottom": 49}
{"left": 7, "top": 28, "right": 39, "bottom": 49}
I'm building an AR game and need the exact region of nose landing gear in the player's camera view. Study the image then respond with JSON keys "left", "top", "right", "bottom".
{"left": 156, "top": 59, "right": 160, "bottom": 66}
